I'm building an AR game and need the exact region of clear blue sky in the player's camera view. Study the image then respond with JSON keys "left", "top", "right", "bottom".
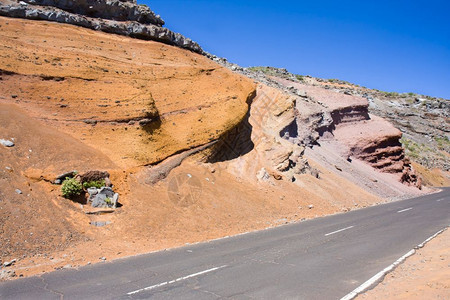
{"left": 143, "top": 1, "right": 450, "bottom": 99}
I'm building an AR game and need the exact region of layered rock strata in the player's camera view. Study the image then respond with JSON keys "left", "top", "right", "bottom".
{"left": 272, "top": 78, "right": 421, "bottom": 188}
{"left": 216, "top": 67, "right": 422, "bottom": 188}
{"left": 0, "top": 16, "right": 255, "bottom": 168}
{"left": 0, "top": 0, "right": 203, "bottom": 53}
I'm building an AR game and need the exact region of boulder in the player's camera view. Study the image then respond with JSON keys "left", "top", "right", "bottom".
{"left": 89, "top": 187, "right": 119, "bottom": 208}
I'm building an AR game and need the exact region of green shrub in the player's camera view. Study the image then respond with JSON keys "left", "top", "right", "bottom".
{"left": 296, "top": 74, "right": 305, "bottom": 82}
{"left": 435, "top": 136, "right": 450, "bottom": 150}
{"left": 384, "top": 91, "right": 399, "bottom": 98}
{"left": 61, "top": 178, "right": 83, "bottom": 199}
{"left": 83, "top": 180, "right": 105, "bottom": 189}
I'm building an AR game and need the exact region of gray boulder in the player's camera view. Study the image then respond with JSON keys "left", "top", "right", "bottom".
{"left": 90, "top": 187, "right": 118, "bottom": 208}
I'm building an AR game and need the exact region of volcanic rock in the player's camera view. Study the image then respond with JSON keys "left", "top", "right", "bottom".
{"left": 0, "top": 0, "right": 203, "bottom": 53}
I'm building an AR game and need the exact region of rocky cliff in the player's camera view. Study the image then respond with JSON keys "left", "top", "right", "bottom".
{"left": 217, "top": 66, "right": 423, "bottom": 188}
{"left": 0, "top": 1, "right": 437, "bottom": 280}
{"left": 0, "top": 16, "right": 255, "bottom": 168}
{"left": 0, "top": 0, "right": 203, "bottom": 53}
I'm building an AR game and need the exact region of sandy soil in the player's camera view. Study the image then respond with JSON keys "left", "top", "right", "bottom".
{"left": 358, "top": 229, "right": 450, "bottom": 300}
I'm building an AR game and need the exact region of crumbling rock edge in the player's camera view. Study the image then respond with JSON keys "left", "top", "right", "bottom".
{"left": 0, "top": 0, "right": 203, "bottom": 53}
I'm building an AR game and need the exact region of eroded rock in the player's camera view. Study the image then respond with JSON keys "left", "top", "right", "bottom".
{"left": 0, "top": 0, "right": 203, "bottom": 53}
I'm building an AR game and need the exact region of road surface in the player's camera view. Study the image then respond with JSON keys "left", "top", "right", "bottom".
{"left": 1, "top": 188, "right": 449, "bottom": 299}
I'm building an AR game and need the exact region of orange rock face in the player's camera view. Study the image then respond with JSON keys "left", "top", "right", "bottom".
{"left": 0, "top": 16, "right": 256, "bottom": 168}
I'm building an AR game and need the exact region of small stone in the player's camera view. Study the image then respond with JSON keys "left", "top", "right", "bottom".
{"left": 11, "top": 94, "right": 18, "bottom": 99}
{"left": 3, "top": 259, "right": 16, "bottom": 267}
{"left": 138, "top": 118, "right": 152, "bottom": 126}
{"left": 308, "top": 205, "right": 314, "bottom": 209}
{"left": 83, "top": 119, "right": 97, "bottom": 125}
{"left": 63, "top": 264, "right": 72, "bottom": 269}
{"left": 100, "top": 257, "right": 106, "bottom": 261}
{"left": 55, "top": 170, "right": 77, "bottom": 183}
{"left": 0, "top": 139, "right": 15, "bottom": 147}
{"left": 89, "top": 221, "right": 111, "bottom": 227}
{"left": 15, "top": 189, "right": 22, "bottom": 195}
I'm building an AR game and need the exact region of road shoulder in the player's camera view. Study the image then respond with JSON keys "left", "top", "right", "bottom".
{"left": 358, "top": 228, "right": 449, "bottom": 300}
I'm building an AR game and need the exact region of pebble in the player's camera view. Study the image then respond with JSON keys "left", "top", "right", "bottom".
{"left": 15, "top": 189, "right": 22, "bottom": 195}
{"left": 100, "top": 257, "right": 106, "bottom": 261}
{"left": 308, "top": 204, "right": 314, "bottom": 209}
{"left": 3, "top": 259, "right": 16, "bottom": 267}
{"left": 63, "top": 264, "right": 72, "bottom": 269}
{"left": 0, "top": 139, "right": 15, "bottom": 147}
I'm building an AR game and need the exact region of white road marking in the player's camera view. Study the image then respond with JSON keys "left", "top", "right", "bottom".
{"left": 127, "top": 265, "right": 227, "bottom": 295}
{"left": 436, "top": 198, "right": 447, "bottom": 202}
{"left": 340, "top": 228, "right": 447, "bottom": 300}
{"left": 397, "top": 207, "right": 413, "bottom": 213}
{"left": 325, "top": 226, "right": 354, "bottom": 236}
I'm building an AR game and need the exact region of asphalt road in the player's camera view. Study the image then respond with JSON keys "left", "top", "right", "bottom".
{"left": 1, "top": 188, "right": 449, "bottom": 300}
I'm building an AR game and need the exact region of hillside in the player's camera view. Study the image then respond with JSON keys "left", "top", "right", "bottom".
{"left": 219, "top": 65, "right": 449, "bottom": 187}
{"left": 0, "top": 0, "right": 445, "bottom": 280}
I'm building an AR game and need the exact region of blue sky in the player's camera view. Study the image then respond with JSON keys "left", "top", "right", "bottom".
{"left": 143, "top": 1, "right": 450, "bottom": 99}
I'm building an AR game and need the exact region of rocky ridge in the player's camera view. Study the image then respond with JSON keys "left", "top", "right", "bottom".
{"left": 206, "top": 61, "right": 423, "bottom": 187}
{"left": 231, "top": 65, "right": 449, "bottom": 173}
{"left": 0, "top": 0, "right": 203, "bottom": 53}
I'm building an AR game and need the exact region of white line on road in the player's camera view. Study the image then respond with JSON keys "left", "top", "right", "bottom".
{"left": 340, "top": 227, "right": 447, "bottom": 300}
{"left": 397, "top": 207, "right": 413, "bottom": 213}
{"left": 127, "top": 265, "right": 227, "bottom": 295}
{"left": 325, "top": 226, "right": 354, "bottom": 236}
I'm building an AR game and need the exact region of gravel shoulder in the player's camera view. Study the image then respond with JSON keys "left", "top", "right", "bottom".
{"left": 358, "top": 228, "right": 450, "bottom": 299}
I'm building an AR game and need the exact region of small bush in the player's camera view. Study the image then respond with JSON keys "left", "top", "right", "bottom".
{"left": 83, "top": 180, "right": 105, "bottom": 189}
{"left": 384, "top": 91, "right": 399, "bottom": 98}
{"left": 435, "top": 136, "right": 450, "bottom": 150}
{"left": 61, "top": 178, "right": 83, "bottom": 199}
{"left": 296, "top": 74, "right": 305, "bottom": 82}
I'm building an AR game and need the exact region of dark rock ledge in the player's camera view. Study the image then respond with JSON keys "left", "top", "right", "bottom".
{"left": 0, "top": 0, "right": 204, "bottom": 54}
